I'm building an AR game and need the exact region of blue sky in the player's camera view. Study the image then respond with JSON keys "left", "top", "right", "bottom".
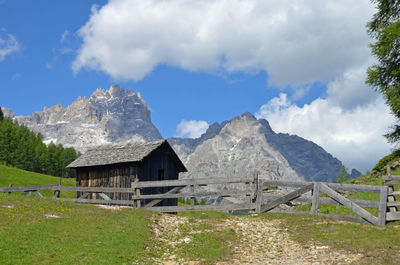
{"left": 0, "top": 0, "right": 395, "bottom": 172}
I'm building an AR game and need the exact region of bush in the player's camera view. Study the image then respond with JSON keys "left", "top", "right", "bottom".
{"left": 372, "top": 150, "right": 400, "bottom": 174}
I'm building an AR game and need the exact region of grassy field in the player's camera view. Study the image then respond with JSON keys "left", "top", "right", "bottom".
{"left": 0, "top": 165, "right": 75, "bottom": 197}
{"left": 1, "top": 165, "right": 400, "bottom": 264}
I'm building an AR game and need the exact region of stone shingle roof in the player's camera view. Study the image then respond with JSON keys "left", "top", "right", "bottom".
{"left": 67, "top": 140, "right": 186, "bottom": 171}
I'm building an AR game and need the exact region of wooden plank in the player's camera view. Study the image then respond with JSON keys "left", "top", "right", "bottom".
{"left": 260, "top": 184, "right": 314, "bottom": 213}
{"left": 136, "top": 188, "right": 141, "bottom": 208}
{"left": 262, "top": 180, "right": 310, "bottom": 188}
{"left": 387, "top": 186, "right": 397, "bottom": 212}
{"left": 261, "top": 193, "right": 380, "bottom": 208}
{"left": 190, "top": 185, "right": 194, "bottom": 206}
{"left": 34, "top": 191, "right": 43, "bottom": 198}
{"left": 255, "top": 178, "right": 263, "bottom": 213}
{"left": 57, "top": 198, "right": 134, "bottom": 205}
{"left": 131, "top": 176, "right": 254, "bottom": 189}
{"left": 387, "top": 201, "right": 400, "bottom": 207}
{"left": 311, "top": 182, "right": 320, "bottom": 215}
{"left": 245, "top": 182, "right": 251, "bottom": 204}
{"left": 268, "top": 209, "right": 371, "bottom": 225}
{"left": 143, "top": 186, "right": 183, "bottom": 208}
{"left": 386, "top": 212, "right": 400, "bottom": 221}
{"left": 320, "top": 183, "right": 379, "bottom": 225}
{"left": 148, "top": 203, "right": 256, "bottom": 212}
{"left": 78, "top": 192, "right": 91, "bottom": 199}
{"left": 378, "top": 186, "right": 388, "bottom": 226}
{"left": 262, "top": 180, "right": 381, "bottom": 193}
{"left": 131, "top": 190, "right": 253, "bottom": 200}
{"left": 383, "top": 175, "right": 400, "bottom": 181}
{"left": 384, "top": 180, "right": 400, "bottom": 186}
{"left": 389, "top": 191, "right": 400, "bottom": 196}
{"left": 326, "top": 183, "right": 381, "bottom": 193}
{"left": 56, "top": 186, "right": 135, "bottom": 193}
{"left": 98, "top": 193, "right": 111, "bottom": 201}
{"left": 0, "top": 184, "right": 58, "bottom": 192}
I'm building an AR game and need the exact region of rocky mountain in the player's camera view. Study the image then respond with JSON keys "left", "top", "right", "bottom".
{"left": 12, "top": 85, "right": 162, "bottom": 152}
{"left": 4, "top": 86, "right": 361, "bottom": 182}
{"left": 169, "top": 113, "right": 361, "bottom": 182}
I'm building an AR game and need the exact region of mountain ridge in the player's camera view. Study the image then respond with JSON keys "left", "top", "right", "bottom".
{"left": 2, "top": 86, "right": 361, "bottom": 182}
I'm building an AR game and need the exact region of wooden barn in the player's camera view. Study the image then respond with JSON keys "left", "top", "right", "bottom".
{"left": 67, "top": 140, "right": 187, "bottom": 206}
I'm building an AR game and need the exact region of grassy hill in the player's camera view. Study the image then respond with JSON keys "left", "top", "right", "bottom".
{"left": 0, "top": 165, "right": 75, "bottom": 197}
{"left": 0, "top": 165, "right": 75, "bottom": 187}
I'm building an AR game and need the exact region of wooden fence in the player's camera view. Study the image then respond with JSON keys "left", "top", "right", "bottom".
{"left": 1, "top": 175, "right": 398, "bottom": 226}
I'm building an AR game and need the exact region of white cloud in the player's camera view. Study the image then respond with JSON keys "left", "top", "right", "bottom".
{"left": 257, "top": 93, "right": 394, "bottom": 172}
{"left": 256, "top": 65, "right": 396, "bottom": 173}
{"left": 326, "top": 62, "right": 378, "bottom": 110}
{"left": 176, "top": 120, "right": 209, "bottom": 138}
{"left": 0, "top": 29, "right": 20, "bottom": 62}
{"left": 73, "top": 0, "right": 375, "bottom": 84}
{"left": 60, "top": 30, "right": 70, "bottom": 44}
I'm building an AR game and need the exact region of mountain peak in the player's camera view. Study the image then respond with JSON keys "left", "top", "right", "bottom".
{"left": 15, "top": 86, "right": 162, "bottom": 152}
{"left": 240, "top": 112, "right": 257, "bottom": 120}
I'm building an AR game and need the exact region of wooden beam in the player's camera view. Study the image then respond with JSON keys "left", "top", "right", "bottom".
{"left": 384, "top": 180, "right": 400, "bottom": 186}
{"left": 378, "top": 186, "right": 388, "bottom": 226}
{"left": 262, "top": 181, "right": 381, "bottom": 193}
{"left": 132, "top": 190, "right": 252, "bottom": 200}
{"left": 131, "top": 176, "right": 254, "bottom": 189}
{"left": 386, "top": 212, "right": 400, "bottom": 221}
{"left": 255, "top": 177, "right": 263, "bottom": 213}
{"left": 311, "top": 182, "right": 320, "bottom": 215}
{"left": 320, "top": 183, "right": 379, "bottom": 225}
{"left": 143, "top": 186, "right": 183, "bottom": 208}
{"left": 261, "top": 193, "right": 380, "bottom": 208}
{"left": 0, "top": 185, "right": 58, "bottom": 193}
{"left": 269, "top": 209, "right": 371, "bottom": 225}
{"left": 78, "top": 192, "right": 91, "bottom": 199}
{"left": 98, "top": 193, "right": 111, "bottom": 201}
{"left": 260, "top": 184, "right": 314, "bottom": 213}
{"left": 34, "top": 191, "right": 43, "bottom": 198}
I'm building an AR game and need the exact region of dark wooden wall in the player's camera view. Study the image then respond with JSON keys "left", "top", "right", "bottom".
{"left": 140, "top": 143, "right": 180, "bottom": 206}
{"left": 76, "top": 142, "right": 180, "bottom": 206}
{"left": 76, "top": 163, "right": 138, "bottom": 200}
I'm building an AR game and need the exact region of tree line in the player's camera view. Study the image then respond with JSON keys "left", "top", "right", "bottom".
{"left": 0, "top": 107, "right": 79, "bottom": 178}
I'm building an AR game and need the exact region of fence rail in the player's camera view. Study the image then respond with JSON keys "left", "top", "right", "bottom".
{"left": 1, "top": 174, "right": 398, "bottom": 226}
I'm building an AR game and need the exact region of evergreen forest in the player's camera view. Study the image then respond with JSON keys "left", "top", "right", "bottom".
{"left": 0, "top": 108, "right": 78, "bottom": 178}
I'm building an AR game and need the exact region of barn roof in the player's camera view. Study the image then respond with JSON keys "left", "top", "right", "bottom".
{"left": 67, "top": 140, "right": 187, "bottom": 172}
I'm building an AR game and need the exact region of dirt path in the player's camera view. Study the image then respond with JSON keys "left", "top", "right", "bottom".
{"left": 150, "top": 213, "right": 363, "bottom": 265}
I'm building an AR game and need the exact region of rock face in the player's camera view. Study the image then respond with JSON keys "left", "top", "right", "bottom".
{"left": 169, "top": 112, "right": 361, "bottom": 182}
{"left": 170, "top": 113, "right": 302, "bottom": 182}
{"left": 15, "top": 85, "right": 162, "bottom": 152}
{"left": 0, "top": 107, "right": 14, "bottom": 118}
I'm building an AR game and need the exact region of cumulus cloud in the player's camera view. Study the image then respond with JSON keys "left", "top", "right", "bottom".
{"left": 176, "top": 120, "right": 209, "bottom": 138}
{"left": 256, "top": 66, "right": 395, "bottom": 172}
{"left": 0, "top": 29, "right": 20, "bottom": 62}
{"left": 73, "top": 0, "right": 374, "bottom": 84}
{"left": 326, "top": 62, "right": 378, "bottom": 110}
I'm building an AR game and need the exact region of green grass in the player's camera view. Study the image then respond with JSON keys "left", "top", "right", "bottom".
{"left": 0, "top": 165, "right": 75, "bottom": 197}
{"left": 0, "top": 193, "right": 155, "bottom": 265}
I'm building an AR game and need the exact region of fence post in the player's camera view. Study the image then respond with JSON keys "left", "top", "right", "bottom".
{"left": 8, "top": 184, "right": 12, "bottom": 194}
{"left": 246, "top": 181, "right": 251, "bottom": 204}
{"left": 190, "top": 184, "right": 195, "bottom": 206}
{"left": 255, "top": 173, "right": 263, "bottom": 213}
{"left": 133, "top": 178, "right": 139, "bottom": 208}
{"left": 311, "top": 182, "right": 320, "bottom": 215}
{"left": 378, "top": 185, "right": 388, "bottom": 226}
